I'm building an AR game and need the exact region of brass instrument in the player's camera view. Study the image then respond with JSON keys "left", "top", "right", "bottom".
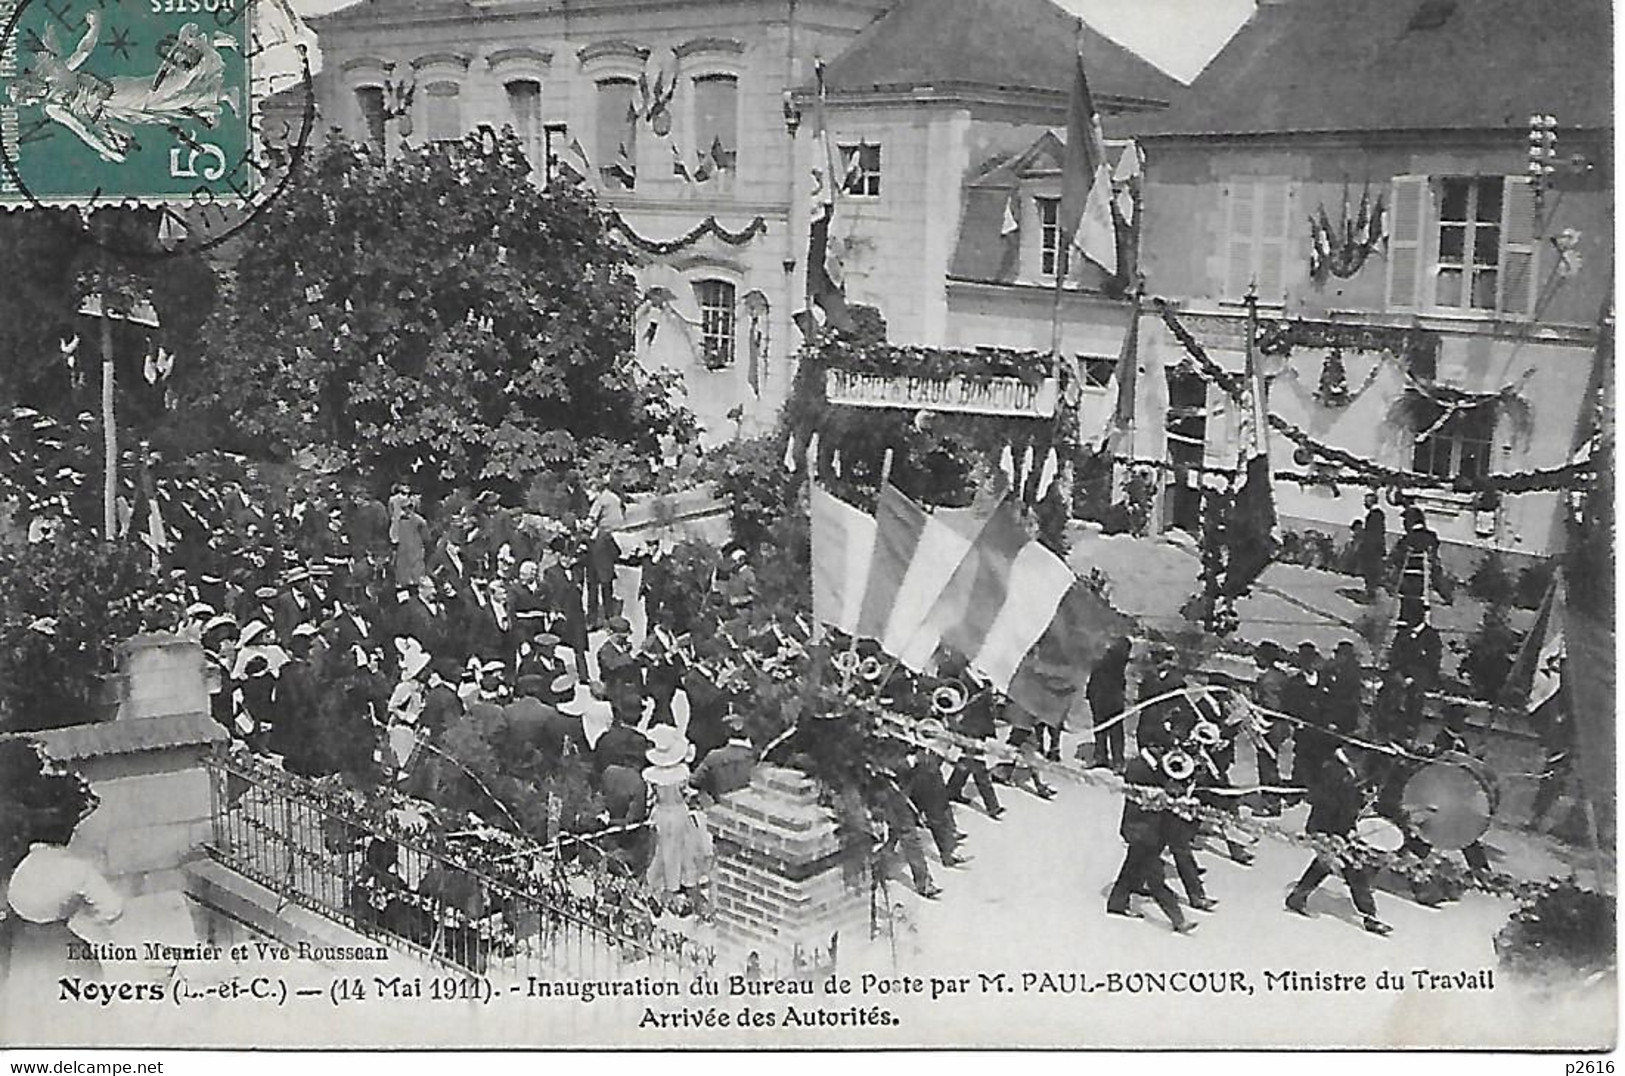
{"left": 858, "top": 655, "right": 885, "bottom": 682}
{"left": 831, "top": 649, "right": 860, "bottom": 676}
{"left": 1158, "top": 747, "right": 1197, "bottom": 782}
{"left": 1190, "top": 719, "right": 1222, "bottom": 748}
{"left": 930, "top": 681, "right": 968, "bottom": 716}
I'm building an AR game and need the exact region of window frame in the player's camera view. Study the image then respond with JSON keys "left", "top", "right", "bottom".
{"left": 502, "top": 77, "right": 544, "bottom": 169}
{"left": 420, "top": 79, "right": 463, "bottom": 146}
{"left": 594, "top": 76, "right": 639, "bottom": 188}
{"left": 694, "top": 278, "right": 738, "bottom": 369}
{"left": 1432, "top": 176, "right": 1504, "bottom": 312}
{"left": 1036, "top": 196, "right": 1069, "bottom": 279}
{"left": 353, "top": 84, "right": 387, "bottom": 156}
{"left": 690, "top": 72, "right": 740, "bottom": 171}
{"left": 1410, "top": 399, "right": 1498, "bottom": 481}
{"left": 838, "top": 142, "right": 882, "bottom": 198}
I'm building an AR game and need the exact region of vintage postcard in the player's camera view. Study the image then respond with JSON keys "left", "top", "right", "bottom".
{"left": 0, "top": 0, "right": 1614, "bottom": 1055}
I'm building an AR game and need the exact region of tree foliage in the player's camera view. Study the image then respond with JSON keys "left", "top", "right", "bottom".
{"left": 183, "top": 131, "right": 690, "bottom": 493}
{"left": 0, "top": 531, "right": 164, "bottom": 733}
{"left": 0, "top": 739, "right": 98, "bottom": 884}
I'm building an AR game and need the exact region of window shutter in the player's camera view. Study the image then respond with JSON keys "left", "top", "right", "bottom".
{"left": 1224, "top": 181, "right": 1257, "bottom": 298}
{"left": 1385, "top": 175, "right": 1428, "bottom": 310}
{"left": 1499, "top": 175, "right": 1540, "bottom": 317}
{"left": 1256, "top": 179, "right": 1292, "bottom": 301}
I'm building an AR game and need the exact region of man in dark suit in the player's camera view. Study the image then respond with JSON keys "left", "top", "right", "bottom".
{"left": 1106, "top": 749, "right": 1197, "bottom": 934}
{"left": 940, "top": 652, "right": 1004, "bottom": 820}
{"left": 1087, "top": 636, "right": 1132, "bottom": 772}
{"left": 905, "top": 745, "right": 966, "bottom": 868}
{"left": 593, "top": 712, "right": 652, "bottom": 774}
{"left": 1285, "top": 749, "right": 1392, "bottom": 935}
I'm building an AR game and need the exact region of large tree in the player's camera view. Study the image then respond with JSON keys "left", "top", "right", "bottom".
{"left": 184, "top": 130, "right": 688, "bottom": 492}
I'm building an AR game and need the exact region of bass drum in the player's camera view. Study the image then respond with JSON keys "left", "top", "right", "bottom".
{"left": 1401, "top": 753, "right": 1501, "bottom": 850}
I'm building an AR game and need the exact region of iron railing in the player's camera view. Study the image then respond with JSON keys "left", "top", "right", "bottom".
{"left": 204, "top": 750, "right": 715, "bottom": 981}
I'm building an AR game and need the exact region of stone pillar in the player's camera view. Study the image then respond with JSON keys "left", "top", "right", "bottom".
{"left": 706, "top": 765, "right": 867, "bottom": 970}
{"left": 117, "top": 633, "right": 208, "bottom": 721}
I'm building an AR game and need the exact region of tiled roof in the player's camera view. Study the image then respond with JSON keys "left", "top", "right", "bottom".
{"left": 821, "top": 0, "right": 1183, "bottom": 106}
{"left": 1138, "top": 0, "right": 1613, "bottom": 137}
{"left": 19, "top": 713, "right": 228, "bottom": 762}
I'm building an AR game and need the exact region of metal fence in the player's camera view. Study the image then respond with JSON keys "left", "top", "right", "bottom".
{"left": 204, "top": 751, "right": 715, "bottom": 982}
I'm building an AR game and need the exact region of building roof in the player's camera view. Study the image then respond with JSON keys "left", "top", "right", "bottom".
{"left": 821, "top": 0, "right": 1183, "bottom": 106}
{"left": 20, "top": 713, "right": 228, "bottom": 763}
{"left": 1138, "top": 0, "right": 1614, "bottom": 137}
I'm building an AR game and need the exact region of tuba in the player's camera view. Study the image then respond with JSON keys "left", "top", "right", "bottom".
{"left": 930, "top": 680, "right": 968, "bottom": 717}
{"left": 1190, "top": 719, "right": 1223, "bottom": 748}
{"left": 858, "top": 655, "right": 885, "bottom": 682}
{"left": 831, "top": 649, "right": 860, "bottom": 677}
{"left": 1158, "top": 747, "right": 1198, "bottom": 782}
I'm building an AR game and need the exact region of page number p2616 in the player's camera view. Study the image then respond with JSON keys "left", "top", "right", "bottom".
{"left": 1566, "top": 1061, "right": 1614, "bottom": 1075}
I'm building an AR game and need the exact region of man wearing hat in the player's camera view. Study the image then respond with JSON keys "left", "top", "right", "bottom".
{"left": 1285, "top": 748, "right": 1393, "bottom": 936}
{"left": 691, "top": 712, "right": 756, "bottom": 804}
{"left": 419, "top": 656, "right": 465, "bottom": 741}
{"left": 584, "top": 480, "right": 626, "bottom": 627}
{"left": 716, "top": 546, "right": 756, "bottom": 612}
{"left": 639, "top": 629, "right": 684, "bottom": 728}
{"left": 517, "top": 631, "right": 565, "bottom": 685}
{"left": 1249, "top": 642, "right": 1294, "bottom": 816}
{"left": 1087, "top": 636, "right": 1132, "bottom": 773}
{"left": 940, "top": 651, "right": 1004, "bottom": 820}
{"left": 597, "top": 616, "right": 641, "bottom": 689}
{"left": 1388, "top": 505, "right": 1452, "bottom": 629}
{"left": 593, "top": 699, "right": 653, "bottom": 774}
{"left": 540, "top": 543, "right": 590, "bottom": 680}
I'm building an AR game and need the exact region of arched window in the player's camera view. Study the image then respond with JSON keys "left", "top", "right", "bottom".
{"left": 695, "top": 279, "right": 737, "bottom": 368}
{"left": 504, "top": 78, "right": 543, "bottom": 165}
{"left": 423, "top": 81, "right": 462, "bottom": 144}
{"left": 692, "top": 74, "right": 738, "bottom": 170}
{"left": 595, "top": 77, "right": 638, "bottom": 187}
{"left": 354, "top": 85, "right": 386, "bottom": 155}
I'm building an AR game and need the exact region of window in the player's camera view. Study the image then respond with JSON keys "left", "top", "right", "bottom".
{"left": 1082, "top": 357, "right": 1117, "bottom": 388}
{"left": 595, "top": 78, "right": 637, "bottom": 187}
{"left": 1223, "top": 178, "right": 1294, "bottom": 300}
{"left": 543, "top": 123, "right": 570, "bottom": 185}
{"left": 423, "top": 81, "right": 461, "bottom": 144}
{"left": 354, "top": 86, "right": 386, "bottom": 155}
{"left": 695, "top": 280, "right": 736, "bottom": 368}
{"left": 692, "top": 74, "right": 739, "bottom": 170}
{"left": 1435, "top": 177, "right": 1502, "bottom": 310}
{"left": 839, "top": 143, "right": 881, "bottom": 197}
{"left": 1412, "top": 400, "right": 1496, "bottom": 480}
{"left": 504, "top": 79, "right": 543, "bottom": 166}
{"left": 1387, "top": 174, "right": 1539, "bottom": 316}
{"left": 1037, "top": 197, "right": 1068, "bottom": 278}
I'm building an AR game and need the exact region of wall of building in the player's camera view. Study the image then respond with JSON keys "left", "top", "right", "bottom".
{"left": 1139, "top": 136, "right": 1612, "bottom": 327}
{"left": 312, "top": 0, "right": 894, "bottom": 442}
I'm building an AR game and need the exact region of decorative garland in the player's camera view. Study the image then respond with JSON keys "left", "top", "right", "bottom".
{"left": 1254, "top": 316, "right": 1439, "bottom": 365}
{"left": 825, "top": 343, "right": 1055, "bottom": 389}
{"left": 606, "top": 210, "right": 768, "bottom": 255}
{"left": 1154, "top": 301, "right": 1597, "bottom": 495}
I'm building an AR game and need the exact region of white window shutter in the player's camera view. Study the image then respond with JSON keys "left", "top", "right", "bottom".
{"left": 1499, "top": 175, "right": 1540, "bottom": 317}
{"left": 1224, "top": 181, "right": 1257, "bottom": 299}
{"left": 1385, "top": 175, "right": 1428, "bottom": 311}
{"left": 1256, "top": 179, "right": 1292, "bottom": 301}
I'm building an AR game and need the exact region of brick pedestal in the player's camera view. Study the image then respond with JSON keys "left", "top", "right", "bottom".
{"left": 706, "top": 765, "right": 867, "bottom": 970}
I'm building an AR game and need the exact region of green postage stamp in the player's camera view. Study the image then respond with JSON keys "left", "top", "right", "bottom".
{"left": 0, "top": 0, "right": 252, "bottom": 205}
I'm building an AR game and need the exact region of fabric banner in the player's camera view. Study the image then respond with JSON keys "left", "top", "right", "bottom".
{"left": 898, "top": 495, "right": 1028, "bottom": 671}
{"left": 854, "top": 484, "right": 929, "bottom": 641}
{"left": 1006, "top": 576, "right": 1132, "bottom": 724}
{"left": 809, "top": 485, "right": 877, "bottom": 636}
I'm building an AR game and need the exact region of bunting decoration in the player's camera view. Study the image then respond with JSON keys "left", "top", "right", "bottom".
{"left": 604, "top": 211, "right": 768, "bottom": 255}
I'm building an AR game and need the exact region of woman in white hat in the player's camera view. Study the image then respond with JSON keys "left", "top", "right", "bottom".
{"left": 642, "top": 725, "right": 713, "bottom": 915}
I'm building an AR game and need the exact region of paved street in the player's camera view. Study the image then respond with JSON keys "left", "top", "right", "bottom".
{"left": 846, "top": 761, "right": 1614, "bottom": 1049}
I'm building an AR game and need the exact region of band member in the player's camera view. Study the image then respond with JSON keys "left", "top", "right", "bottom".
{"left": 1355, "top": 492, "right": 1387, "bottom": 601}
{"left": 939, "top": 651, "right": 1004, "bottom": 820}
{"left": 1106, "top": 746, "right": 1198, "bottom": 934}
{"left": 1087, "top": 636, "right": 1132, "bottom": 773}
{"left": 1285, "top": 748, "right": 1393, "bottom": 936}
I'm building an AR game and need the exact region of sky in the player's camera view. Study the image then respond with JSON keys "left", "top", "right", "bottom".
{"left": 1054, "top": 0, "right": 1256, "bottom": 83}
{"left": 287, "top": 0, "right": 1260, "bottom": 83}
